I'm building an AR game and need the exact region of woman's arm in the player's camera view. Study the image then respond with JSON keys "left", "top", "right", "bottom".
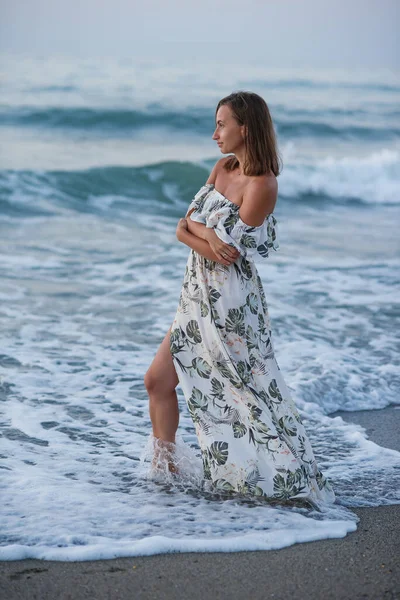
{"left": 176, "top": 219, "right": 234, "bottom": 266}
{"left": 239, "top": 178, "right": 278, "bottom": 226}
{"left": 186, "top": 218, "right": 208, "bottom": 240}
{"left": 186, "top": 219, "right": 240, "bottom": 264}
{"left": 177, "top": 219, "right": 240, "bottom": 265}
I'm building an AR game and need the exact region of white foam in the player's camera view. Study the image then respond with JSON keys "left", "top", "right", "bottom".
{"left": 280, "top": 147, "right": 400, "bottom": 204}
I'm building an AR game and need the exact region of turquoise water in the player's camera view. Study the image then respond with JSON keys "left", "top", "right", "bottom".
{"left": 0, "top": 55, "right": 399, "bottom": 561}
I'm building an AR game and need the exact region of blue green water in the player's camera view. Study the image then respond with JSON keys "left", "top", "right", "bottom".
{"left": 0, "top": 55, "right": 399, "bottom": 561}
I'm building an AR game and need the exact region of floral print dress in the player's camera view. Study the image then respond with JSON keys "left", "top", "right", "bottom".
{"left": 170, "top": 183, "right": 336, "bottom": 506}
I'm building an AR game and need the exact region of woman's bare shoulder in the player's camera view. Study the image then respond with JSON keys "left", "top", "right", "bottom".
{"left": 241, "top": 173, "right": 278, "bottom": 221}
{"left": 247, "top": 172, "right": 278, "bottom": 196}
{"left": 206, "top": 157, "right": 230, "bottom": 184}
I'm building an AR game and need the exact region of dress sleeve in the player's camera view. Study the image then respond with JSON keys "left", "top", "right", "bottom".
{"left": 185, "top": 184, "right": 211, "bottom": 219}
{"left": 206, "top": 210, "right": 279, "bottom": 261}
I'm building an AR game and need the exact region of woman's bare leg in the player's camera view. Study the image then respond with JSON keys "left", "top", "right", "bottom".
{"left": 144, "top": 325, "right": 180, "bottom": 472}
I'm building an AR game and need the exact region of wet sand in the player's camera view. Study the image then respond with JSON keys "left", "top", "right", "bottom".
{"left": 1, "top": 405, "right": 399, "bottom": 600}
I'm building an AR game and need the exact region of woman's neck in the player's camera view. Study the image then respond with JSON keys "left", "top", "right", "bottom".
{"left": 234, "top": 149, "right": 246, "bottom": 175}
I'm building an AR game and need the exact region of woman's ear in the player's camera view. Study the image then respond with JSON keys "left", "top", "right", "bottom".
{"left": 241, "top": 124, "right": 248, "bottom": 139}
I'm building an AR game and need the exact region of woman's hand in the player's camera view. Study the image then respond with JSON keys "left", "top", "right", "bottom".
{"left": 204, "top": 228, "right": 240, "bottom": 265}
{"left": 176, "top": 218, "right": 188, "bottom": 239}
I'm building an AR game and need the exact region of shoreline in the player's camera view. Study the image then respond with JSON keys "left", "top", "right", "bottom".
{"left": 329, "top": 404, "right": 400, "bottom": 452}
{"left": 1, "top": 404, "right": 399, "bottom": 600}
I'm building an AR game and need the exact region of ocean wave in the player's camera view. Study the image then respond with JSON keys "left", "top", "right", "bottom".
{"left": 0, "top": 162, "right": 208, "bottom": 219}
{"left": 280, "top": 148, "right": 400, "bottom": 205}
{"left": 0, "top": 149, "right": 399, "bottom": 221}
{"left": 0, "top": 106, "right": 212, "bottom": 134}
{"left": 0, "top": 105, "right": 398, "bottom": 141}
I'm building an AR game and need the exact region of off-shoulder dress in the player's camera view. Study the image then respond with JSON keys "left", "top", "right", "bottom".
{"left": 170, "top": 183, "right": 336, "bottom": 506}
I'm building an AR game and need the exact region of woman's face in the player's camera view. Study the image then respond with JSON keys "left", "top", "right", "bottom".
{"left": 212, "top": 104, "right": 245, "bottom": 155}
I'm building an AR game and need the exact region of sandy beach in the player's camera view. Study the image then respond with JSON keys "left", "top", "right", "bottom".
{"left": 1, "top": 405, "right": 399, "bottom": 600}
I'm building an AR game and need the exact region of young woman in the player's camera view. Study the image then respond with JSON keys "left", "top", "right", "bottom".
{"left": 144, "top": 91, "right": 336, "bottom": 507}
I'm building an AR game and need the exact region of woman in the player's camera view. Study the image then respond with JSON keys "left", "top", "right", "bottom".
{"left": 144, "top": 91, "right": 336, "bottom": 507}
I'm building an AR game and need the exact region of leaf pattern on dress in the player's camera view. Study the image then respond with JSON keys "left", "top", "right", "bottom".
{"left": 233, "top": 421, "right": 247, "bottom": 438}
{"left": 225, "top": 308, "right": 245, "bottom": 336}
{"left": 223, "top": 211, "right": 240, "bottom": 234}
{"left": 169, "top": 183, "right": 336, "bottom": 506}
{"left": 189, "top": 387, "right": 209, "bottom": 410}
{"left": 200, "top": 301, "right": 209, "bottom": 317}
{"left": 191, "top": 357, "right": 212, "bottom": 379}
{"left": 246, "top": 293, "right": 259, "bottom": 315}
{"left": 214, "top": 478, "right": 236, "bottom": 492}
{"left": 269, "top": 379, "right": 283, "bottom": 403}
{"left": 209, "top": 441, "right": 229, "bottom": 466}
{"left": 278, "top": 415, "right": 298, "bottom": 437}
{"left": 186, "top": 320, "right": 202, "bottom": 344}
{"left": 240, "top": 234, "right": 257, "bottom": 249}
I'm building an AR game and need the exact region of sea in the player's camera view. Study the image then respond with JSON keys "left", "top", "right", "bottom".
{"left": 0, "top": 54, "right": 399, "bottom": 561}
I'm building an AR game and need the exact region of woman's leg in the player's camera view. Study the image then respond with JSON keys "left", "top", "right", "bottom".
{"left": 144, "top": 325, "right": 179, "bottom": 444}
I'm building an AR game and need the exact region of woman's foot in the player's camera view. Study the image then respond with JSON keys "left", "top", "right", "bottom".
{"left": 151, "top": 436, "right": 179, "bottom": 475}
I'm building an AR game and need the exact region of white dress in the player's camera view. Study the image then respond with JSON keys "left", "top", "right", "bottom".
{"left": 169, "top": 183, "right": 336, "bottom": 507}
